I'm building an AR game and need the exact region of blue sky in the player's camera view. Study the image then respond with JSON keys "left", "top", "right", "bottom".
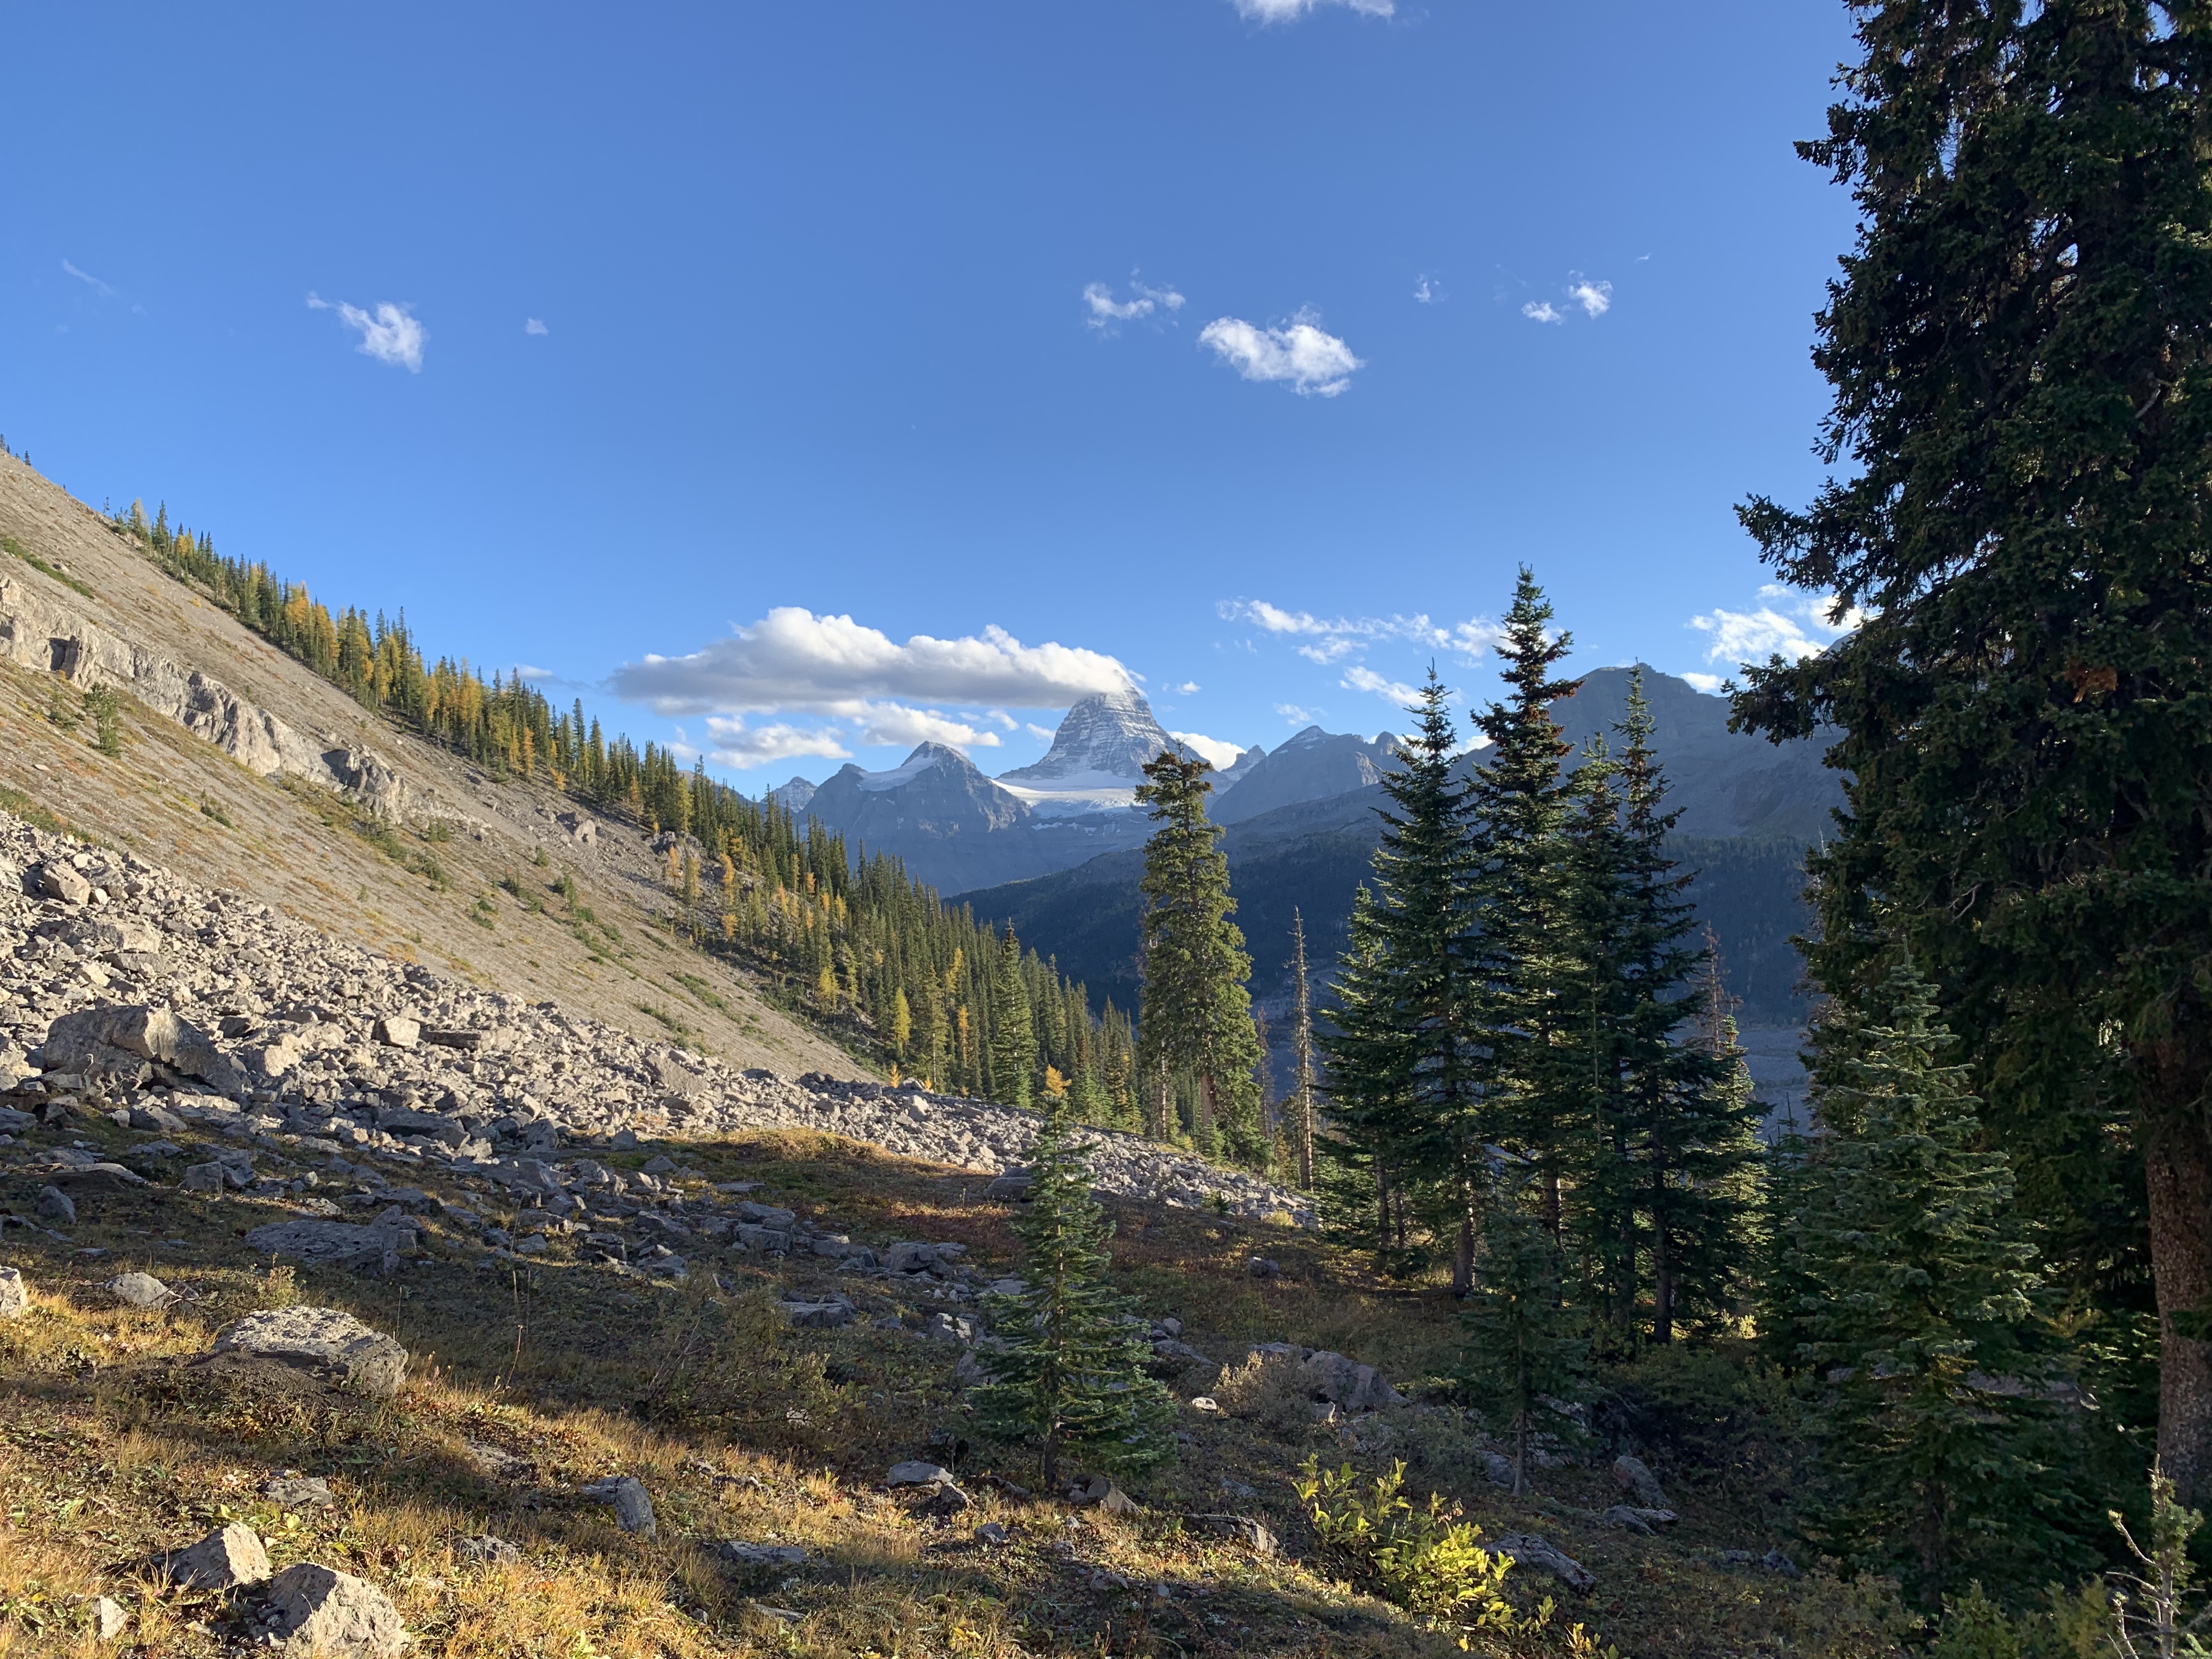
{"left": 2, "top": 0, "right": 1860, "bottom": 785}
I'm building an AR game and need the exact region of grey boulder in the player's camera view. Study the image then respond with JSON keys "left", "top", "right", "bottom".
{"left": 259, "top": 1562, "right": 408, "bottom": 1658}
{"left": 163, "top": 1521, "right": 271, "bottom": 1589}
{"left": 265, "top": 1476, "right": 337, "bottom": 1509}
{"left": 36, "top": 1186, "right": 76, "bottom": 1224}
{"left": 885, "top": 1460, "right": 955, "bottom": 1487}
{"left": 1492, "top": 1532, "right": 1595, "bottom": 1594}
{"left": 212, "top": 1306, "right": 410, "bottom": 1398}
{"left": 716, "top": 1541, "right": 809, "bottom": 1567}
{"left": 106, "top": 1271, "right": 177, "bottom": 1309}
{"left": 456, "top": 1535, "right": 520, "bottom": 1565}
{"left": 580, "top": 1475, "right": 656, "bottom": 1536}
{"left": 1193, "top": 1514, "right": 1277, "bottom": 1555}
{"left": 0, "top": 1266, "right": 26, "bottom": 1319}
{"left": 1612, "top": 1454, "right": 1668, "bottom": 1510}
{"left": 40, "top": 1003, "right": 246, "bottom": 1096}
{"left": 244, "top": 1218, "right": 414, "bottom": 1274}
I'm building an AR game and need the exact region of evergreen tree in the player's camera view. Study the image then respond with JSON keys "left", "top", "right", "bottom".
{"left": 1792, "top": 961, "right": 2081, "bottom": 1609}
{"left": 1610, "top": 674, "right": 1762, "bottom": 1342}
{"left": 1318, "top": 671, "right": 1484, "bottom": 1287}
{"left": 1135, "top": 752, "right": 1267, "bottom": 1161}
{"left": 986, "top": 926, "right": 1036, "bottom": 1108}
{"left": 973, "top": 1100, "right": 1177, "bottom": 1490}
{"left": 1466, "top": 569, "right": 1582, "bottom": 1246}
{"left": 1461, "top": 1175, "right": 1589, "bottom": 1496}
{"left": 1731, "top": 0, "right": 2212, "bottom": 1500}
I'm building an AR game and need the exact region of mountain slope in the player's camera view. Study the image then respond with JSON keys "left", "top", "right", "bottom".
{"left": 1212, "top": 726, "right": 1397, "bottom": 826}
{"left": 0, "top": 452, "right": 857, "bottom": 1077}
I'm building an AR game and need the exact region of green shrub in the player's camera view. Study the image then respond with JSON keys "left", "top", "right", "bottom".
{"left": 1294, "top": 1457, "right": 1528, "bottom": 1623}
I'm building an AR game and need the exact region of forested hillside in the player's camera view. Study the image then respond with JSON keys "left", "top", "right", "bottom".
{"left": 112, "top": 500, "right": 1142, "bottom": 1118}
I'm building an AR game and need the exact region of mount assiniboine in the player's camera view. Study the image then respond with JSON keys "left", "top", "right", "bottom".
{"left": 777, "top": 689, "right": 1246, "bottom": 893}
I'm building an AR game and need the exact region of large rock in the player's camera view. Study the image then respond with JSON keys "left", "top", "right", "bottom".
{"left": 260, "top": 1562, "right": 408, "bottom": 1658}
{"left": 1297, "top": 1349, "right": 1403, "bottom": 1413}
{"left": 41, "top": 1003, "right": 246, "bottom": 1096}
{"left": 885, "top": 1460, "right": 955, "bottom": 1487}
{"left": 1612, "top": 1454, "right": 1667, "bottom": 1510}
{"left": 244, "top": 1218, "right": 415, "bottom": 1274}
{"left": 1492, "top": 1532, "right": 1594, "bottom": 1594}
{"left": 33, "top": 862, "right": 91, "bottom": 904}
{"left": 36, "top": 1186, "right": 76, "bottom": 1224}
{"left": 371, "top": 1015, "right": 420, "bottom": 1049}
{"left": 0, "top": 1266, "right": 27, "bottom": 1319}
{"left": 579, "top": 1475, "right": 656, "bottom": 1537}
{"left": 163, "top": 1521, "right": 270, "bottom": 1589}
{"left": 107, "top": 1271, "right": 177, "bottom": 1309}
{"left": 1193, "top": 1514, "right": 1278, "bottom": 1555}
{"left": 212, "top": 1307, "right": 410, "bottom": 1398}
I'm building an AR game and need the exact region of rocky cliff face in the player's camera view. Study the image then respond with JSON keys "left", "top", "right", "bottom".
{"left": 0, "top": 575, "right": 410, "bottom": 821}
{"left": 800, "top": 745, "right": 1062, "bottom": 891}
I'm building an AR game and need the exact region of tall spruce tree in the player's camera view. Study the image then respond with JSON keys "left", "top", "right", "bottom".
{"left": 1732, "top": 0, "right": 2212, "bottom": 1500}
{"left": 986, "top": 926, "right": 1035, "bottom": 1108}
{"left": 1466, "top": 570, "right": 1582, "bottom": 1246}
{"left": 1792, "top": 961, "right": 2081, "bottom": 1609}
{"left": 1135, "top": 752, "right": 1267, "bottom": 1161}
{"left": 973, "top": 1099, "right": 1177, "bottom": 1490}
{"left": 1318, "top": 672, "right": 1485, "bottom": 1287}
{"left": 1610, "top": 675, "right": 1762, "bottom": 1342}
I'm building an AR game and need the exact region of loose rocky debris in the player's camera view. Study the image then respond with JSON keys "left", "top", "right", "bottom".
{"left": 0, "top": 809, "right": 1312, "bottom": 1225}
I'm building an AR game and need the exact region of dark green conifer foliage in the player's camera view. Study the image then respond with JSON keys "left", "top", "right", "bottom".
{"left": 1135, "top": 752, "right": 1267, "bottom": 1162}
{"left": 986, "top": 926, "right": 1036, "bottom": 1108}
{"left": 1466, "top": 569, "right": 1582, "bottom": 1245}
{"left": 1460, "top": 1176, "right": 1589, "bottom": 1497}
{"left": 973, "top": 1101, "right": 1177, "bottom": 1491}
{"left": 1793, "top": 962, "right": 2080, "bottom": 1609}
{"left": 1730, "top": 0, "right": 2212, "bottom": 1500}
{"left": 1609, "top": 675, "right": 1763, "bottom": 1343}
{"left": 1317, "top": 671, "right": 1482, "bottom": 1284}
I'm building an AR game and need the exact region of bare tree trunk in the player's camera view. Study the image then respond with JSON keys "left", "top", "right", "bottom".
{"left": 1376, "top": 1161, "right": 1391, "bottom": 1261}
{"left": 1291, "top": 908, "right": 1316, "bottom": 1189}
{"left": 1652, "top": 1222, "right": 1673, "bottom": 1346}
{"left": 2146, "top": 1105, "right": 2212, "bottom": 1506}
{"left": 1453, "top": 1208, "right": 1475, "bottom": 1299}
{"left": 1197, "top": 1070, "right": 1217, "bottom": 1148}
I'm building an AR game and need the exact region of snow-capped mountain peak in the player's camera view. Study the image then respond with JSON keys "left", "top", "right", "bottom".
{"left": 998, "top": 689, "right": 1188, "bottom": 785}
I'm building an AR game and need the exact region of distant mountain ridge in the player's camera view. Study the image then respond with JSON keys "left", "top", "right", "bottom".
{"left": 1212, "top": 726, "right": 1397, "bottom": 826}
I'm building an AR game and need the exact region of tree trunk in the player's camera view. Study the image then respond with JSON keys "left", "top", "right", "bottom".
{"left": 1197, "top": 1070, "right": 1217, "bottom": 1148}
{"left": 1376, "top": 1161, "right": 1391, "bottom": 1261}
{"left": 1453, "top": 1208, "right": 1475, "bottom": 1300}
{"left": 2145, "top": 1106, "right": 2212, "bottom": 1506}
{"left": 1652, "top": 1222, "right": 1673, "bottom": 1346}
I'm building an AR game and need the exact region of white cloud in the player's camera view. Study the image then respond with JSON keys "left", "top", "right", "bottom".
{"left": 1231, "top": 0, "right": 1393, "bottom": 20}
{"left": 1084, "top": 277, "right": 1186, "bottom": 330}
{"left": 612, "top": 607, "right": 1133, "bottom": 726}
{"left": 1218, "top": 598, "right": 1501, "bottom": 663}
{"left": 307, "top": 292, "right": 426, "bottom": 371}
{"left": 702, "top": 717, "right": 854, "bottom": 768}
{"left": 1171, "top": 681, "right": 1201, "bottom": 695}
{"left": 524, "top": 317, "right": 548, "bottom": 336}
{"left": 1412, "top": 273, "right": 1440, "bottom": 304}
{"left": 1341, "top": 665, "right": 1422, "bottom": 706}
{"left": 1522, "top": 300, "right": 1563, "bottom": 324}
{"left": 1171, "top": 730, "right": 1244, "bottom": 769}
{"left": 1680, "top": 672, "right": 1726, "bottom": 695}
{"left": 513, "top": 664, "right": 553, "bottom": 681}
{"left": 850, "top": 703, "right": 1002, "bottom": 750}
{"left": 1024, "top": 722, "right": 1056, "bottom": 742}
{"left": 1199, "top": 309, "right": 1362, "bottom": 397}
{"left": 1274, "top": 703, "right": 1319, "bottom": 726}
{"left": 1689, "top": 584, "right": 1865, "bottom": 669}
{"left": 1568, "top": 274, "right": 1612, "bottom": 318}
{"left": 61, "top": 259, "right": 117, "bottom": 299}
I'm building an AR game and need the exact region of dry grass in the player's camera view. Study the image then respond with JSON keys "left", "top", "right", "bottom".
{"left": 0, "top": 1106, "right": 1915, "bottom": 1657}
